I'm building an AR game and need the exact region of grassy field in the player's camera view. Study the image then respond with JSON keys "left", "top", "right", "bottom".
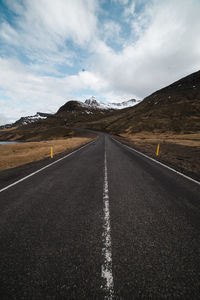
{"left": 117, "top": 132, "right": 200, "bottom": 180}
{"left": 0, "top": 137, "right": 93, "bottom": 171}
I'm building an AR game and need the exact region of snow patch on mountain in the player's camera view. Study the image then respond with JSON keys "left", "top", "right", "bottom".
{"left": 84, "top": 96, "right": 110, "bottom": 109}
{"left": 15, "top": 112, "right": 52, "bottom": 126}
{"left": 84, "top": 96, "right": 141, "bottom": 110}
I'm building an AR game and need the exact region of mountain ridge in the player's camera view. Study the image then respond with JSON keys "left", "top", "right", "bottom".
{"left": 0, "top": 70, "right": 199, "bottom": 140}
{"left": 0, "top": 97, "right": 140, "bottom": 129}
{"left": 86, "top": 70, "right": 200, "bottom": 134}
{"left": 57, "top": 97, "right": 140, "bottom": 113}
{"left": 0, "top": 112, "right": 53, "bottom": 129}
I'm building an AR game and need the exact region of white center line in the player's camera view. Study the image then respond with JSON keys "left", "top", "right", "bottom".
{"left": 102, "top": 147, "right": 114, "bottom": 299}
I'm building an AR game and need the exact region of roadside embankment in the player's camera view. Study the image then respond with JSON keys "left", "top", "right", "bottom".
{"left": 0, "top": 137, "right": 93, "bottom": 171}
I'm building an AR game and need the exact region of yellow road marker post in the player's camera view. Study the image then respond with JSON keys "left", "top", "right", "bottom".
{"left": 156, "top": 144, "right": 160, "bottom": 156}
{"left": 51, "top": 146, "right": 53, "bottom": 159}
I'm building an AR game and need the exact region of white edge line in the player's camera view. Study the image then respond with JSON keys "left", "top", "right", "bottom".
{"left": 0, "top": 140, "right": 95, "bottom": 193}
{"left": 112, "top": 137, "right": 200, "bottom": 186}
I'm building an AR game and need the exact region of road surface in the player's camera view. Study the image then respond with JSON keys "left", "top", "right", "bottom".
{"left": 0, "top": 133, "right": 200, "bottom": 299}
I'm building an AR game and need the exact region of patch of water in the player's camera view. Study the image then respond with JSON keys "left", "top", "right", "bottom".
{"left": 0, "top": 141, "right": 20, "bottom": 144}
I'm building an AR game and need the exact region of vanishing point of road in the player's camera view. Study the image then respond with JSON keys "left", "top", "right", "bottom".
{"left": 0, "top": 133, "right": 200, "bottom": 299}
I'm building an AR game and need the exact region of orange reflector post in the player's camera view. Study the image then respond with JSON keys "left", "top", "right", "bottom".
{"left": 156, "top": 144, "right": 160, "bottom": 156}
{"left": 51, "top": 146, "right": 53, "bottom": 159}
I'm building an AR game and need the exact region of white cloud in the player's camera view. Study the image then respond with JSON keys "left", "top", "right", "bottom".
{"left": 0, "top": 21, "right": 19, "bottom": 44}
{"left": 102, "top": 21, "right": 122, "bottom": 43}
{"left": 112, "top": 0, "right": 129, "bottom": 5}
{"left": 91, "top": 0, "right": 200, "bottom": 98}
{"left": 1, "top": 0, "right": 98, "bottom": 68}
{"left": 24, "top": 0, "right": 98, "bottom": 45}
{"left": 0, "top": 57, "right": 108, "bottom": 122}
{"left": 0, "top": 0, "right": 200, "bottom": 122}
{"left": 123, "top": 1, "right": 135, "bottom": 17}
{"left": 0, "top": 113, "right": 12, "bottom": 125}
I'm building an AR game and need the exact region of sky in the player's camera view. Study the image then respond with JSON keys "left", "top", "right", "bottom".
{"left": 0, "top": 0, "right": 200, "bottom": 125}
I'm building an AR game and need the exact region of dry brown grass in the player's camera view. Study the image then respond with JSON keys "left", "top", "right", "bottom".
{"left": 0, "top": 137, "right": 93, "bottom": 171}
{"left": 122, "top": 132, "right": 200, "bottom": 147}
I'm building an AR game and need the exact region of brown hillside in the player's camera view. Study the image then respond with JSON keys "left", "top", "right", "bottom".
{"left": 87, "top": 70, "right": 200, "bottom": 134}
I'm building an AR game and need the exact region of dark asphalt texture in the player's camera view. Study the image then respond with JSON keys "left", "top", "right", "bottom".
{"left": 0, "top": 133, "right": 200, "bottom": 299}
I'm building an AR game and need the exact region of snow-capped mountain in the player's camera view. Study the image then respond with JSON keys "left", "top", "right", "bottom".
{"left": 0, "top": 97, "right": 140, "bottom": 129}
{"left": 84, "top": 96, "right": 141, "bottom": 110}
{"left": 15, "top": 112, "right": 52, "bottom": 126}
{"left": 9, "top": 112, "right": 52, "bottom": 127}
{"left": 84, "top": 97, "right": 111, "bottom": 109}
{"left": 0, "top": 112, "right": 53, "bottom": 129}
{"left": 0, "top": 123, "right": 13, "bottom": 130}
{"left": 85, "top": 97, "right": 100, "bottom": 107}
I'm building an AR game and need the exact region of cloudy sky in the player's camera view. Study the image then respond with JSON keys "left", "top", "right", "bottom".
{"left": 0, "top": 0, "right": 200, "bottom": 124}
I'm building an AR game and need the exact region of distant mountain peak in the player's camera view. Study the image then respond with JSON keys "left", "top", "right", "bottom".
{"left": 14, "top": 112, "right": 52, "bottom": 126}
{"left": 0, "top": 112, "right": 52, "bottom": 129}
{"left": 85, "top": 96, "right": 101, "bottom": 107}
{"left": 55, "top": 96, "right": 142, "bottom": 117}
{"left": 84, "top": 96, "right": 141, "bottom": 110}
{"left": 57, "top": 100, "right": 85, "bottom": 113}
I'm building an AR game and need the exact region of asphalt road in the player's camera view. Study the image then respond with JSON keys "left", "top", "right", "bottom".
{"left": 0, "top": 133, "right": 200, "bottom": 299}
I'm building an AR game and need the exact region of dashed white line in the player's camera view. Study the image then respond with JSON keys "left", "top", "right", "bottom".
{"left": 102, "top": 147, "right": 114, "bottom": 299}
{"left": 0, "top": 140, "right": 95, "bottom": 193}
